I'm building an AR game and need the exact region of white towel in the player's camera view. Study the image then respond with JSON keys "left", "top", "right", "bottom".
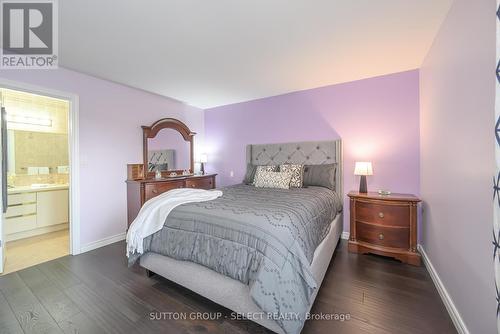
{"left": 27, "top": 167, "right": 39, "bottom": 175}
{"left": 38, "top": 167, "right": 49, "bottom": 175}
{"left": 126, "top": 188, "right": 223, "bottom": 257}
{"left": 57, "top": 166, "right": 69, "bottom": 174}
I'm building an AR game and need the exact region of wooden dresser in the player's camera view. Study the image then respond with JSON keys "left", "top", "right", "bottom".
{"left": 347, "top": 191, "right": 421, "bottom": 266}
{"left": 126, "top": 174, "right": 216, "bottom": 227}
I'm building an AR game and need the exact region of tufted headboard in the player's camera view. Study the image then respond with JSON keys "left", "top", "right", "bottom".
{"left": 246, "top": 140, "right": 342, "bottom": 194}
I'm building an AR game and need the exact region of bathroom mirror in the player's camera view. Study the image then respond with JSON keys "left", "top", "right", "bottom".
{"left": 142, "top": 118, "right": 195, "bottom": 178}
{"left": 7, "top": 129, "right": 69, "bottom": 175}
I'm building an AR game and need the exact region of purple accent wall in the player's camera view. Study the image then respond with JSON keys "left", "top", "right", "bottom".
{"left": 205, "top": 70, "right": 420, "bottom": 232}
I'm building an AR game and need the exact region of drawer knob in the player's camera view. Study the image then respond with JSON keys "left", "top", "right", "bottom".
{"left": 378, "top": 212, "right": 384, "bottom": 218}
{"left": 378, "top": 233, "right": 384, "bottom": 240}
{"left": 152, "top": 189, "right": 158, "bottom": 194}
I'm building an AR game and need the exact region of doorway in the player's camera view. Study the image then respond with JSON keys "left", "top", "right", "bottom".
{"left": 0, "top": 87, "right": 73, "bottom": 274}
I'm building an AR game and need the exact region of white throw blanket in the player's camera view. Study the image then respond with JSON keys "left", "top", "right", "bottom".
{"left": 126, "top": 188, "right": 223, "bottom": 257}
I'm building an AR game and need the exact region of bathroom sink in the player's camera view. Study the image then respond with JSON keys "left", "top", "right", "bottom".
{"left": 30, "top": 183, "right": 51, "bottom": 188}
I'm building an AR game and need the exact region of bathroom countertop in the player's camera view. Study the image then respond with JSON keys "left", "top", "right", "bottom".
{"left": 8, "top": 184, "right": 69, "bottom": 194}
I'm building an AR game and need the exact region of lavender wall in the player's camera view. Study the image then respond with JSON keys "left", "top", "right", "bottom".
{"left": 205, "top": 70, "right": 420, "bottom": 232}
{"left": 149, "top": 129, "right": 191, "bottom": 171}
{"left": 0, "top": 68, "right": 204, "bottom": 247}
{"left": 419, "top": 0, "right": 496, "bottom": 332}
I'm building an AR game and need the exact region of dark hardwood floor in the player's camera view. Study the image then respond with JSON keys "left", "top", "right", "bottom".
{"left": 0, "top": 240, "right": 456, "bottom": 334}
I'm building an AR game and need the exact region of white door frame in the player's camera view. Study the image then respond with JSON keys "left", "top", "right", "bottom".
{"left": 0, "top": 78, "right": 81, "bottom": 255}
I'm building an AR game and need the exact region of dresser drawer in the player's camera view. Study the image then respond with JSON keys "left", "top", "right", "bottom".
{"left": 356, "top": 222, "right": 409, "bottom": 249}
{"left": 185, "top": 177, "right": 214, "bottom": 190}
{"left": 145, "top": 181, "right": 185, "bottom": 201}
{"left": 355, "top": 200, "right": 410, "bottom": 227}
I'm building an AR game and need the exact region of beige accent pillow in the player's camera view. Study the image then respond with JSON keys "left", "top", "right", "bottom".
{"left": 254, "top": 171, "right": 293, "bottom": 189}
{"left": 280, "top": 164, "right": 304, "bottom": 188}
{"left": 252, "top": 165, "right": 278, "bottom": 184}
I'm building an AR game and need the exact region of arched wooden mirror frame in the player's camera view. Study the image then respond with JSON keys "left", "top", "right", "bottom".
{"left": 142, "top": 118, "right": 196, "bottom": 178}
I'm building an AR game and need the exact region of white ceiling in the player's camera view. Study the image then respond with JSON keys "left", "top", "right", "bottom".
{"left": 59, "top": 0, "right": 452, "bottom": 108}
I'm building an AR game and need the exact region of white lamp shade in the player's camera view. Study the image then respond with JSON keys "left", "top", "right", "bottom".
{"left": 354, "top": 162, "right": 373, "bottom": 176}
{"left": 199, "top": 153, "right": 208, "bottom": 163}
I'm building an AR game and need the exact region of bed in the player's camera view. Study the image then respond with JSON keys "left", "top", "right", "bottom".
{"left": 135, "top": 140, "right": 343, "bottom": 334}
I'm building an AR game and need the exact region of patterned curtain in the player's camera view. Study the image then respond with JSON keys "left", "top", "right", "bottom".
{"left": 495, "top": 2, "right": 500, "bottom": 331}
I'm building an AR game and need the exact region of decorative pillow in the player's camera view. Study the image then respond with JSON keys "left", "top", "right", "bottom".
{"left": 252, "top": 165, "right": 278, "bottom": 184}
{"left": 303, "top": 163, "right": 337, "bottom": 190}
{"left": 254, "top": 171, "right": 293, "bottom": 189}
{"left": 243, "top": 164, "right": 257, "bottom": 185}
{"left": 280, "top": 164, "right": 304, "bottom": 188}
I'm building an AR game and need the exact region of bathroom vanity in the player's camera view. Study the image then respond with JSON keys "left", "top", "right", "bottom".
{"left": 5, "top": 184, "right": 69, "bottom": 241}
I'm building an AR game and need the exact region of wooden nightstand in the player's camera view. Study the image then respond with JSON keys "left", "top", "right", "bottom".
{"left": 347, "top": 191, "right": 421, "bottom": 266}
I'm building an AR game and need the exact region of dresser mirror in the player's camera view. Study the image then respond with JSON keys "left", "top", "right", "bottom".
{"left": 142, "top": 118, "right": 195, "bottom": 178}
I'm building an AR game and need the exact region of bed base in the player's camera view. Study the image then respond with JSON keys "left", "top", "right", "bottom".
{"left": 140, "top": 213, "right": 343, "bottom": 334}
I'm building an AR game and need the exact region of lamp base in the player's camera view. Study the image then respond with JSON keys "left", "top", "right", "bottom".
{"left": 359, "top": 175, "right": 367, "bottom": 193}
{"left": 200, "top": 162, "right": 205, "bottom": 175}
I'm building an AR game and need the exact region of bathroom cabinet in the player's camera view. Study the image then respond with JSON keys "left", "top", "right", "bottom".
{"left": 37, "top": 190, "right": 69, "bottom": 228}
{"left": 5, "top": 186, "right": 69, "bottom": 241}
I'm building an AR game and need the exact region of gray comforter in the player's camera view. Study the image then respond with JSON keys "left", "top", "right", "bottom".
{"left": 131, "top": 184, "right": 342, "bottom": 334}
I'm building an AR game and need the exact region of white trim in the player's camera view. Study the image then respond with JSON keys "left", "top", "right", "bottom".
{"left": 341, "top": 231, "right": 350, "bottom": 240}
{"left": 0, "top": 78, "right": 81, "bottom": 255}
{"left": 417, "top": 244, "right": 469, "bottom": 334}
{"left": 80, "top": 232, "right": 126, "bottom": 254}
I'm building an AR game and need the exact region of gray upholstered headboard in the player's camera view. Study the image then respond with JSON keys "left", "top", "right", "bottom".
{"left": 246, "top": 140, "right": 342, "bottom": 195}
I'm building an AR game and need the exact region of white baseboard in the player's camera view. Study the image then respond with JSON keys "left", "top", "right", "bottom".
{"left": 418, "top": 244, "right": 469, "bottom": 334}
{"left": 6, "top": 223, "right": 68, "bottom": 242}
{"left": 80, "top": 232, "right": 126, "bottom": 254}
{"left": 341, "top": 231, "right": 350, "bottom": 240}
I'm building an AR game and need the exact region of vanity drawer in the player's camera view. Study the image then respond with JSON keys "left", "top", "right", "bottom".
{"left": 5, "top": 215, "right": 37, "bottom": 235}
{"left": 355, "top": 201, "right": 410, "bottom": 227}
{"left": 5, "top": 203, "right": 37, "bottom": 218}
{"left": 185, "top": 177, "right": 214, "bottom": 190}
{"left": 144, "top": 181, "right": 185, "bottom": 201}
{"left": 8, "top": 192, "right": 36, "bottom": 205}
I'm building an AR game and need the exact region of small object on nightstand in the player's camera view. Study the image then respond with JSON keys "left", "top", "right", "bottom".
{"left": 347, "top": 191, "right": 421, "bottom": 266}
{"left": 354, "top": 162, "right": 373, "bottom": 193}
{"left": 378, "top": 189, "right": 391, "bottom": 196}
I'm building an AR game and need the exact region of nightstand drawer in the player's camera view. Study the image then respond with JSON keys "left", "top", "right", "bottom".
{"left": 356, "top": 201, "right": 409, "bottom": 227}
{"left": 356, "top": 222, "right": 409, "bottom": 249}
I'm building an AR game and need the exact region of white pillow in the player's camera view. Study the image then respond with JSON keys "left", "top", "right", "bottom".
{"left": 254, "top": 170, "right": 293, "bottom": 189}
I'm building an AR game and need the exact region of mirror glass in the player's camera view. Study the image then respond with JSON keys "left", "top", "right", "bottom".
{"left": 7, "top": 130, "right": 69, "bottom": 175}
{"left": 147, "top": 128, "right": 190, "bottom": 172}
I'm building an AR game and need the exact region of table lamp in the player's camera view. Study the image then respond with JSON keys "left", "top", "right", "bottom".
{"left": 354, "top": 162, "right": 373, "bottom": 193}
{"left": 199, "top": 153, "right": 208, "bottom": 175}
